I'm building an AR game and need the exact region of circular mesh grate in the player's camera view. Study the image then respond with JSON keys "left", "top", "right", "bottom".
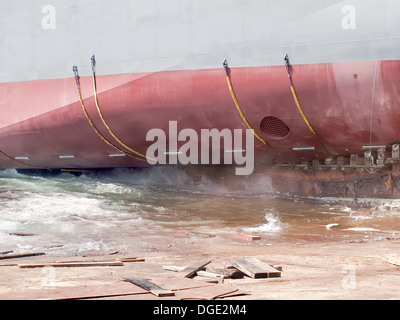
{"left": 260, "top": 116, "right": 290, "bottom": 139}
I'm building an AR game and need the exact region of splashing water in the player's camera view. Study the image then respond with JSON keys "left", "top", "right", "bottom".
{"left": 243, "top": 208, "right": 283, "bottom": 233}
{"left": 0, "top": 167, "right": 399, "bottom": 256}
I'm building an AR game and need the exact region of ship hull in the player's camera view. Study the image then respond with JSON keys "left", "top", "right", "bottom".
{"left": 1, "top": 59, "right": 400, "bottom": 170}
{"left": 2, "top": 0, "right": 400, "bottom": 199}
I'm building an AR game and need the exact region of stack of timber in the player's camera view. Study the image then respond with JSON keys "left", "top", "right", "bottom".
{"left": 163, "top": 257, "right": 282, "bottom": 281}
{"left": 229, "top": 258, "right": 281, "bottom": 279}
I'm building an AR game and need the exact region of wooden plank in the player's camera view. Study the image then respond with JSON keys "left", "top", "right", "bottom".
{"left": 163, "top": 265, "right": 184, "bottom": 272}
{"left": 388, "top": 256, "right": 400, "bottom": 267}
{"left": 7, "top": 232, "right": 38, "bottom": 237}
{"left": 164, "top": 265, "right": 243, "bottom": 280}
{"left": 52, "top": 257, "right": 144, "bottom": 264}
{"left": 51, "top": 257, "right": 143, "bottom": 263}
{"left": 0, "top": 252, "right": 45, "bottom": 260}
{"left": 197, "top": 270, "right": 227, "bottom": 280}
{"left": 19, "top": 261, "right": 124, "bottom": 268}
{"left": 271, "top": 265, "right": 283, "bottom": 271}
{"left": 230, "top": 258, "right": 281, "bottom": 279}
{"left": 54, "top": 282, "right": 148, "bottom": 300}
{"left": 235, "top": 234, "right": 261, "bottom": 241}
{"left": 179, "top": 260, "right": 212, "bottom": 278}
{"left": 216, "top": 289, "right": 250, "bottom": 299}
{"left": 164, "top": 266, "right": 226, "bottom": 279}
{"left": 16, "top": 257, "right": 143, "bottom": 268}
{"left": 227, "top": 263, "right": 281, "bottom": 272}
{"left": 187, "top": 232, "right": 216, "bottom": 238}
{"left": 115, "top": 274, "right": 175, "bottom": 297}
{"left": 0, "top": 282, "right": 149, "bottom": 300}
{"left": 0, "top": 251, "right": 14, "bottom": 255}
{"left": 119, "top": 257, "right": 145, "bottom": 262}
{"left": 148, "top": 277, "right": 217, "bottom": 291}
{"left": 174, "top": 284, "right": 238, "bottom": 300}
{"left": 208, "top": 266, "right": 245, "bottom": 279}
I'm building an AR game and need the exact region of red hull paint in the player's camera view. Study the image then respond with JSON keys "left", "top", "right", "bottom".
{"left": 1, "top": 60, "right": 400, "bottom": 169}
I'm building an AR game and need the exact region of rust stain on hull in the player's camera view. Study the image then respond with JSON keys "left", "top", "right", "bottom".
{"left": 265, "top": 168, "right": 400, "bottom": 199}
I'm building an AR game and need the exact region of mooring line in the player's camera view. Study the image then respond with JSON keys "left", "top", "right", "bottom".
{"left": 223, "top": 59, "right": 277, "bottom": 150}
{"left": 284, "top": 54, "right": 331, "bottom": 156}
{"left": 90, "top": 56, "right": 156, "bottom": 163}
{"left": 72, "top": 65, "right": 147, "bottom": 163}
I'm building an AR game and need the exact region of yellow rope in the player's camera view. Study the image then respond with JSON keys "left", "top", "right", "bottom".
{"left": 225, "top": 73, "right": 267, "bottom": 145}
{"left": 60, "top": 169, "right": 91, "bottom": 173}
{"left": 290, "top": 85, "right": 316, "bottom": 135}
{"left": 91, "top": 69, "right": 156, "bottom": 163}
{"left": 74, "top": 76, "right": 147, "bottom": 163}
{"left": 289, "top": 84, "right": 331, "bottom": 155}
{"left": 283, "top": 54, "right": 331, "bottom": 155}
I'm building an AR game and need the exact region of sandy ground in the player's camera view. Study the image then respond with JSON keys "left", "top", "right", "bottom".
{"left": 0, "top": 235, "right": 399, "bottom": 301}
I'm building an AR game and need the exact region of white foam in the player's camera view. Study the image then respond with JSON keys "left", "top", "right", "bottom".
{"left": 326, "top": 223, "right": 340, "bottom": 230}
{"left": 0, "top": 178, "right": 150, "bottom": 255}
{"left": 345, "top": 227, "right": 381, "bottom": 232}
{"left": 243, "top": 208, "right": 282, "bottom": 233}
{"left": 101, "top": 167, "right": 276, "bottom": 197}
{"left": 2, "top": 166, "right": 399, "bottom": 255}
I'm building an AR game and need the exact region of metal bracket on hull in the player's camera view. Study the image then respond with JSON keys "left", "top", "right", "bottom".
{"left": 0, "top": 150, "right": 51, "bottom": 171}
{"left": 274, "top": 146, "right": 395, "bottom": 174}
{"left": 73, "top": 66, "right": 79, "bottom": 78}
{"left": 283, "top": 54, "right": 292, "bottom": 82}
{"left": 91, "top": 55, "right": 96, "bottom": 72}
{"left": 73, "top": 66, "right": 80, "bottom": 91}
{"left": 391, "top": 143, "right": 400, "bottom": 173}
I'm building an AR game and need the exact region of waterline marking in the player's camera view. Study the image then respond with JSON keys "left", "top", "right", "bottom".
{"left": 146, "top": 121, "right": 255, "bottom": 176}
